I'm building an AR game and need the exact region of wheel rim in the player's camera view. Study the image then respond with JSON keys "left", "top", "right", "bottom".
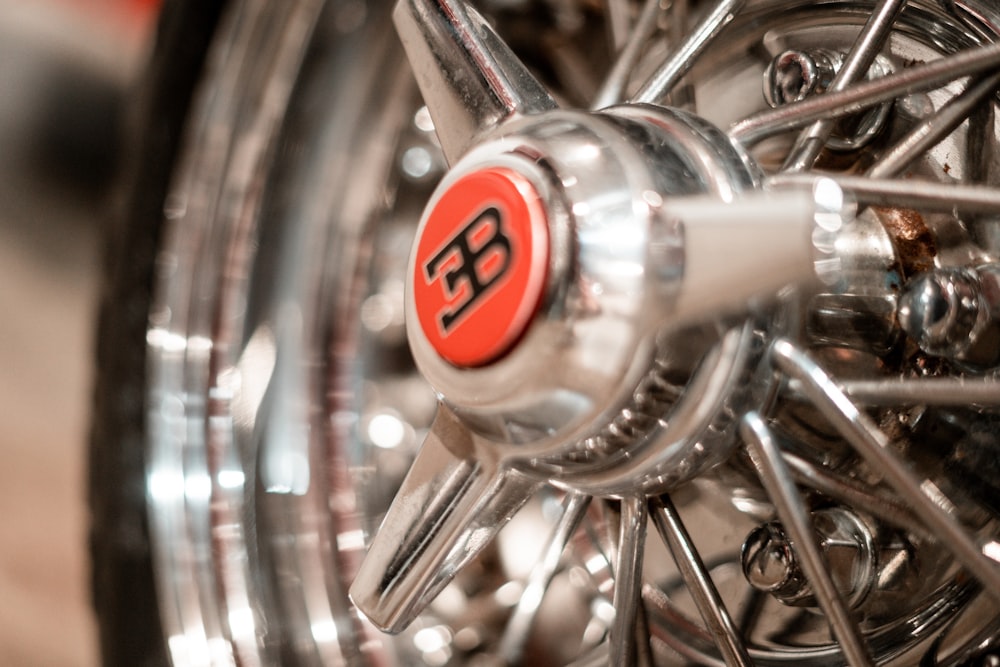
{"left": 145, "top": 0, "right": 1000, "bottom": 664}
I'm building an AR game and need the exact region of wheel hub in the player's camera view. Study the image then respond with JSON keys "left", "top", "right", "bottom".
{"left": 352, "top": 102, "right": 842, "bottom": 631}
{"left": 407, "top": 105, "right": 832, "bottom": 486}
{"left": 137, "top": 0, "right": 1000, "bottom": 663}
{"left": 351, "top": 0, "right": 1000, "bottom": 657}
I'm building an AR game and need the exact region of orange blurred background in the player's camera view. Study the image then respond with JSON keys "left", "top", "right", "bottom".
{"left": 0, "top": 1, "right": 159, "bottom": 665}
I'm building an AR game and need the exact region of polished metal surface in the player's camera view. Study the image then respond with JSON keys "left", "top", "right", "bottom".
{"left": 765, "top": 50, "right": 838, "bottom": 107}
{"left": 898, "top": 265, "right": 1000, "bottom": 367}
{"left": 401, "top": 106, "right": 817, "bottom": 446}
{"left": 497, "top": 492, "right": 591, "bottom": 664}
{"left": 729, "top": 41, "right": 1000, "bottom": 144}
{"left": 742, "top": 507, "right": 880, "bottom": 610}
{"left": 353, "top": 100, "right": 800, "bottom": 630}
{"left": 146, "top": 1, "right": 409, "bottom": 663}
{"left": 867, "top": 72, "right": 1000, "bottom": 178}
{"left": 768, "top": 172, "right": 1000, "bottom": 212}
{"left": 392, "top": 0, "right": 557, "bottom": 163}
{"left": 780, "top": 0, "right": 905, "bottom": 171}
{"left": 356, "top": 0, "right": 1000, "bottom": 657}
{"left": 651, "top": 495, "right": 752, "bottom": 667}
{"left": 138, "top": 0, "right": 1000, "bottom": 664}
{"left": 592, "top": 0, "right": 664, "bottom": 109}
{"left": 349, "top": 406, "right": 540, "bottom": 633}
{"left": 146, "top": 2, "right": 332, "bottom": 663}
{"left": 770, "top": 339, "right": 1000, "bottom": 599}
{"left": 741, "top": 522, "right": 807, "bottom": 600}
{"left": 741, "top": 411, "right": 875, "bottom": 667}
{"left": 631, "top": 0, "right": 747, "bottom": 105}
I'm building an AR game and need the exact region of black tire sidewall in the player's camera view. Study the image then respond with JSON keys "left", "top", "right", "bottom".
{"left": 89, "top": 2, "right": 227, "bottom": 665}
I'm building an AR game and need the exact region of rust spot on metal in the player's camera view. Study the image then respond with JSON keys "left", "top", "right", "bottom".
{"left": 873, "top": 206, "right": 938, "bottom": 276}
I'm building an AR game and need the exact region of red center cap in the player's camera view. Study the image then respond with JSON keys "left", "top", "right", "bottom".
{"left": 413, "top": 167, "right": 549, "bottom": 367}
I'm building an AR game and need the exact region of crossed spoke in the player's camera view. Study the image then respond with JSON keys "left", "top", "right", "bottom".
{"left": 730, "top": 41, "right": 1000, "bottom": 145}
{"left": 781, "top": 0, "right": 907, "bottom": 172}
{"left": 365, "top": 0, "right": 1000, "bottom": 663}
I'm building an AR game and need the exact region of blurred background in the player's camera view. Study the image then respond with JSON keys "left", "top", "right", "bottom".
{"left": 0, "top": 1, "right": 158, "bottom": 664}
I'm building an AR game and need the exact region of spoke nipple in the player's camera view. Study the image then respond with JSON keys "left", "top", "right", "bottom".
{"left": 764, "top": 50, "right": 836, "bottom": 107}
{"left": 764, "top": 49, "right": 893, "bottom": 150}
{"left": 898, "top": 265, "right": 1000, "bottom": 368}
{"left": 742, "top": 508, "right": 879, "bottom": 609}
{"left": 741, "top": 521, "right": 810, "bottom": 600}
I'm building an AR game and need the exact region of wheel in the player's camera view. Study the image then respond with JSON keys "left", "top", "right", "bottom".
{"left": 91, "top": 0, "right": 1000, "bottom": 664}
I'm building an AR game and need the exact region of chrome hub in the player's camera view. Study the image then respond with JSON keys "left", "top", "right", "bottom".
{"left": 410, "top": 107, "right": 769, "bottom": 437}
{"left": 354, "top": 72, "right": 852, "bottom": 635}
{"left": 137, "top": 0, "right": 1000, "bottom": 664}
{"left": 347, "top": 0, "right": 1000, "bottom": 659}
{"left": 407, "top": 105, "right": 845, "bottom": 453}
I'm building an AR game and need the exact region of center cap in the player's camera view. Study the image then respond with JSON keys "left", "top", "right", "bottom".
{"left": 412, "top": 167, "right": 550, "bottom": 367}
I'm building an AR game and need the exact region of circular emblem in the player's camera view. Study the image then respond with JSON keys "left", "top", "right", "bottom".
{"left": 412, "top": 167, "right": 549, "bottom": 367}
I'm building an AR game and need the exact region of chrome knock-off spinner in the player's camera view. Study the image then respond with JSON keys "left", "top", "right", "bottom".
{"left": 132, "top": 0, "right": 1000, "bottom": 663}
{"left": 351, "top": 93, "right": 848, "bottom": 631}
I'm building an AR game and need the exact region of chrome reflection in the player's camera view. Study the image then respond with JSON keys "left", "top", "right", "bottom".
{"left": 141, "top": 0, "right": 1000, "bottom": 664}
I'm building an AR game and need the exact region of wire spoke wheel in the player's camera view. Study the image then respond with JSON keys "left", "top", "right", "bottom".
{"left": 113, "top": 0, "right": 1000, "bottom": 665}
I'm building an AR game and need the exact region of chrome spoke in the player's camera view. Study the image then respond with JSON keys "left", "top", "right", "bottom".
{"left": 644, "top": 584, "right": 718, "bottom": 661}
{"left": 741, "top": 412, "right": 876, "bottom": 667}
{"left": 392, "top": 0, "right": 557, "bottom": 163}
{"left": 770, "top": 339, "right": 1000, "bottom": 599}
{"left": 868, "top": 72, "right": 1000, "bottom": 178}
{"left": 730, "top": 41, "right": 1000, "bottom": 145}
{"left": 839, "top": 376, "right": 1000, "bottom": 405}
{"left": 782, "top": 0, "right": 907, "bottom": 171}
{"left": 348, "top": 407, "right": 540, "bottom": 632}
{"left": 610, "top": 496, "right": 649, "bottom": 666}
{"left": 634, "top": 602, "right": 654, "bottom": 667}
{"left": 650, "top": 495, "right": 753, "bottom": 667}
{"left": 138, "top": 0, "right": 1000, "bottom": 662}
{"left": 498, "top": 493, "right": 592, "bottom": 664}
{"left": 593, "top": 0, "right": 664, "bottom": 109}
{"left": 631, "top": 0, "right": 746, "bottom": 104}
{"left": 767, "top": 172, "right": 1000, "bottom": 212}
{"left": 605, "top": 0, "right": 634, "bottom": 53}
{"left": 782, "top": 452, "right": 930, "bottom": 539}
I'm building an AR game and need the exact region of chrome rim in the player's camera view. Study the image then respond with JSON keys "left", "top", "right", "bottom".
{"left": 146, "top": 0, "right": 1000, "bottom": 664}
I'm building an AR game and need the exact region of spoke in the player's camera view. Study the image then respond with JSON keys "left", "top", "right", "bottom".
{"left": 633, "top": 602, "right": 654, "bottom": 667}
{"left": 631, "top": 0, "right": 746, "bottom": 104}
{"left": 610, "top": 496, "right": 649, "bottom": 666}
{"left": 349, "top": 406, "right": 539, "bottom": 632}
{"left": 498, "top": 493, "right": 592, "bottom": 664}
{"left": 730, "top": 41, "right": 1000, "bottom": 145}
{"left": 740, "top": 412, "right": 876, "bottom": 667}
{"left": 643, "top": 584, "right": 717, "bottom": 656}
{"left": 650, "top": 495, "right": 753, "bottom": 667}
{"left": 592, "top": 0, "right": 664, "bottom": 109}
{"left": 839, "top": 376, "right": 1000, "bottom": 405}
{"left": 769, "top": 339, "right": 1000, "bottom": 601}
{"left": 392, "top": 0, "right": 557, "bottom": 163}
{"left": 605, "top": 0, "right": 633, "bottom": 53}
{"left": 782, "top": 452, "right": 930, "bottom": 539}
{"left": 767, "top": 172, "right": 1000, "bottom": 213}
{"left": 868, "top": 72, "right": 1000, "bottom": 178}
{"left": 782, "top": 0, "right": 907, "bottom": 172}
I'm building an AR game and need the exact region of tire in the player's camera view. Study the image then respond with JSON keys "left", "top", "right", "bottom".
{"left": 91, "top": 0, "right": 1000, "bottom": 665}
{"left": 90, "top": 2, "right": 227, "bottom": 665}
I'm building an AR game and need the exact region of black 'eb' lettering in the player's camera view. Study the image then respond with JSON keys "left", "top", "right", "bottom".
{"left": 423, "top": 207, "right": 512, "bottom": 333}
